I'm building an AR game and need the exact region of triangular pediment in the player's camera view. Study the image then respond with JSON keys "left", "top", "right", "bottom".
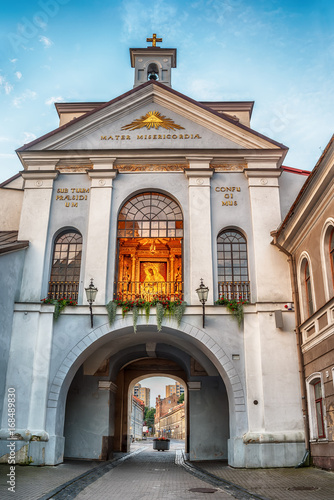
{"left": 18, "top": 82, "right": 287, "bottom": 153}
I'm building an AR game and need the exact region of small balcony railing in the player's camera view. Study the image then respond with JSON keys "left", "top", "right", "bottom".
{"left": 48, "top": 281, "right": 79, "bottom": 301}
{"left": 114, "top": 281, "right": 183, "bottom": 301}
{"left": 218, "top": 281, "right": 250, "bottom": 302}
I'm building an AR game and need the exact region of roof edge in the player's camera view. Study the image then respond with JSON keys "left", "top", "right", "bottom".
{"left": 17, "top": 80, "right": 288, "bottom": 153}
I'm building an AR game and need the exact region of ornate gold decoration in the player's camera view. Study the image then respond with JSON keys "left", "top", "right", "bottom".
{"left": 213, "top": 163, "right": 247, "bottom": 172}
{"left": 121, "top": 111, "right": 185, "bottom": 131}
{"left": 146, "top": 33, "right": 162, "bottom": 47}
{"left": 140, "top": 238, "right": 169, "bottom": 254}
{"left": 116, "top": 164, "right": 185, "bottom": 172}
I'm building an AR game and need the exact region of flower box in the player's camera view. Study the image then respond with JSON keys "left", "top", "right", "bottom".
{"left": 153, "top": 438, "right": 170, "bottom": 451}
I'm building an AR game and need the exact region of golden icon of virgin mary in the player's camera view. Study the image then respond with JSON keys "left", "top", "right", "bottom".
{"left": 141, "top": 262, "right": 166, "bottom": 300}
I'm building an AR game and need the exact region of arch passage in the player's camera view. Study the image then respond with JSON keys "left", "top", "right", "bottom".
{"left": 116, "top": 192, "right": 183, "bottom": 301}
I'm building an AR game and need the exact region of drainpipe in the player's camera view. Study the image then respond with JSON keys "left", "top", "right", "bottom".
{"left": 271, "top": 234, "right": 310, "bottom": 464}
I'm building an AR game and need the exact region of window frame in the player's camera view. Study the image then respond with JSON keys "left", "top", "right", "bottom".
{"left": 306, "top": 372, "right": 327, "bottom": 441}
{"left": 298, "top": 253, "right": 316, "bottom": 322}
{"left": 48, "top": 229, "right": 83, "bottom": 300}
{"left": 320, "top": 218, "right": 334, "bottom": 301}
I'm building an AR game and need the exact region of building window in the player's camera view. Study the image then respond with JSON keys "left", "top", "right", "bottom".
{"left": 304, "top": 260, "right": 314, "bottom": 316}
{"left": 330, "top": 227, "right": 334, "bottom": 288}
{"left": 116, "top": 192, "right": 183, "bottom": 300}
{"left": 320, "top": 219, "right": 334, "bottom": 300}
{"left": 217, "top": 229, "right": 250, "bottom": 301}
{"left": 306, "top": 374, "right": 327, "bottom": 441}
{"left": 314, "top": 381, "right": 326, "bottom": 439}
{"left": 48, "top": 230, "right": 82, "bottom": 300}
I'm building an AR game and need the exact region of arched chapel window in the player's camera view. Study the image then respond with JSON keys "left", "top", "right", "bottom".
{"left": 217, "top": 229, "right": 250, "bottom": 301}
{"left": 116, "top": 192, "right": 183, "bottom": 301}
{"left": 48, "top": 230, "right": 82, "bottom": 300}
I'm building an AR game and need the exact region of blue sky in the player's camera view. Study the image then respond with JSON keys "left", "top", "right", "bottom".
{"left": 1, "top": 0, "right": 334, "bottom": 183}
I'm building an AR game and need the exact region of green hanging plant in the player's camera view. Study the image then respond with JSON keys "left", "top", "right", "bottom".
{"left": 156, "top": 302, "right": 164, "bottom": 332}
{"left": 106, "top": 300, "right": 118, "bottom": 326}
{"left": 105, "top": 294, "right": 187, "bottom": 333}
{"left": 132, "top": 305, "right": 139, "bottom": 333}
{"left": 214, "top": 297, "right": 248, "bottom": 327}
{"left": 174, "top": 301, "right": 187, "bottom": 327}
{"left": 41, "top": 297, "right": 77, "bottom": 320}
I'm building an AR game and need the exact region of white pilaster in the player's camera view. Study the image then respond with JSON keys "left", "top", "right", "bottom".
{"left": 245, "top": 167, "right": 291, "bottom": 302}
{"left": 27, "top": 306, "right": 54, "bottom": 432}
{"left": 18, "top": 164, "right": 58, "bottom": 301}
{"left": 84, "top": 159, "right": 117, "bottom": 305}
{"left": 185, "top": 158, "right": 214, "bottom": 305}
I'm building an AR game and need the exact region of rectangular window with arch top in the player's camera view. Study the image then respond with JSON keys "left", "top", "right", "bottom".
{"left": 314, "top": 381, "right": 325, "bottom": 438}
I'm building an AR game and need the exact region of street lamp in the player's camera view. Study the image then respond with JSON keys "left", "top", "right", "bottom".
{"left": 196, "top": 278, "right": 209, "bottom": 328}
{"left": 85, "top": 278, "right": 98, "bottom": 328}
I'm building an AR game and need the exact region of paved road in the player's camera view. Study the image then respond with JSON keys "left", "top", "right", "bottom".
{"left": 73, "top": 444, "right": 235, "bottom": 500}
{"left": 0, "top": 440, "right": 333, "bottom": 499}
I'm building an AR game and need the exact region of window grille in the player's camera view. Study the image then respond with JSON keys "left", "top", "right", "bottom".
{"left": 48, "top": 231, "right": 82, "bottom": 300}
{"left": 217, "top": 230, "right": 250, "bottom": 301}
{"left": 118, "top": 192, "right": 183, "bottom": 238}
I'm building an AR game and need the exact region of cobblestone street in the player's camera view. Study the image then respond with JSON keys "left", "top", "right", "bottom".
{"left": 0, "top": 440, "right": 333, "bottom": 500}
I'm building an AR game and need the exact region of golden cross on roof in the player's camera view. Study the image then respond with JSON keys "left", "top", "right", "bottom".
{"left": 146, "top": 33, "right": 162, "bottom": 47}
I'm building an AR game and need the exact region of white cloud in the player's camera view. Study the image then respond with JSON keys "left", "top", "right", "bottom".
{"left": 0, "top": 137, "right": 10, "bottom": 142}
{"left": 5, "top": 82, "right": 13, "bottom": 94}
{"left": 10, "top": 59, "right": 17, "bottom": 63}
{"left": 13, "top": 89, "right": 37, "bottom": 108}
{"left": 0, "top": 76, "right": 13, "bottom": 95}
{"left": 22, "top": 132, "right": 37, "bottom": 144}
{"left": 15, "top": 71, "right": 22, "bottom": 80}
{"left": 45, "top": 96, "right": 65, "bottom": 106}
{"left": 39, "top": 36, "right": 53, "bottom": 48}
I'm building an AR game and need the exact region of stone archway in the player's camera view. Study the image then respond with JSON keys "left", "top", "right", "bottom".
{"left": 113, "top": 358, "right": 188, "bottom": 453}
{"left": 44, "top": 316, "right": 246, "bottom": 465}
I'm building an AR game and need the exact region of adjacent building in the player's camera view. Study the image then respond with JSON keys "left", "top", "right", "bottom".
{"left": 130, "top": 395, "right": 145, "bottom": 441}
{"left": 272, "top": 135, "right": 334, "bottom": 470}
{"left": 157, "top": 403, "right": 185, "bottom": 440}
{"left": 166, "top": 382, "right": 184, "bottom": 399}
{"left": 133, "top": 383, "right": 150, "bottom": 408}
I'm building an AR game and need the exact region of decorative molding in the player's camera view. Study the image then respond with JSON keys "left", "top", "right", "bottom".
{"left": 98, "top": 381, "right": 118, "bottom": 393}
{"left": 57, "top": 166, "right": 93, "bottom": 173}
{"left": 213, "top": 163, "right": 246, "bottom": 171}
{"left": 116, "top": 164, "right": 185, "bottom": 172}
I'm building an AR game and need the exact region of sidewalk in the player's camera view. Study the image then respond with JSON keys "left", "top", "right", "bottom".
{"left": 190, "top": 459, "right": 334, "bottom": 500}
{"left": 0, "top": 440, "right": 333, "bottom": 500}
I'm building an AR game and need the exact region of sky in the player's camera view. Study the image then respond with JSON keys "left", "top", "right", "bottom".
{"left": 0, "top": 0, "right": 334, "bottom": 183}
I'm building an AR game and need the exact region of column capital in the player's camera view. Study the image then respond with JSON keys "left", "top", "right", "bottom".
{"left": 88, "top": 169, "right": 117, "bottom": 188}
{"left": 185, "top": 169, "right": 213, "bottom": 187}
{"left": 186, "top": 156, "right": 213, "bottom": 169}
{"left": 22, "top": 158, "right": 58, "bottom": 171}
{"left": 98, "top": 381, "right": 118, "bottom": 393}
{"left": 21, "top": 170, "right": 59, "bottom": 189}
{"left": 90, "top": 157, "right": 117, "bottom": 169}
{"left": 244, "top": 168, "right": 281, "bottom": 187}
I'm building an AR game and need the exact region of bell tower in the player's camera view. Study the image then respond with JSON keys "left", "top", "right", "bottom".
{"left": 130, "top": 34, "right": 177, "bottom": 88}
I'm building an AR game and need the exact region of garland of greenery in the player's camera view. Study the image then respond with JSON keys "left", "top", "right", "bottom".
{"left": 41, "top": 297, "right": 77, "bottom": 320}
{"left": 106, "top": 295, "right": 187, "bottom": 332}
{"left": 214, "top": 297, "right": 248, "bottom": 327}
